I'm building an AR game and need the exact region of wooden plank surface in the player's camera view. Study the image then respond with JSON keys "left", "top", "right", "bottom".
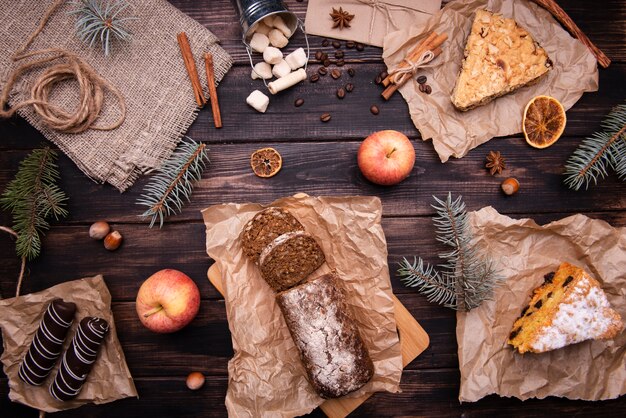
{"left": 1, "top": 0, "right": 625, "bottom": 417}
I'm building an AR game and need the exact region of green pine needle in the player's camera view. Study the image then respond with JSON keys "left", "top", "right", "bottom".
{"left": 0, "top": 147, "right": 69, "bottom": 260}
{"left": 563, "top": 102, "right": 626, "bottom": 190}
{"left": 137, "top": 137, "right": 209, "bottom": 228}
{"left": 69, "top": 0, "right": 137, "bottom": 56}
{"left": 397, "top": 193, "right": 501, "bottom": 311}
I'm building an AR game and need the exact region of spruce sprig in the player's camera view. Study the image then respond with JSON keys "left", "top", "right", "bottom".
{"left": 137, "top": 137, "right": 209, "bottom": 228}
{"left": 398, "top": 194, "right": 500, "bottom": 311}
{"left": 563, "top": 103, "right": 626, "bottom": 190}
{"left": 69, "top": 0, "right": 137, "bottom": 56}
{"left": 0, "top": 147, "right": 68, "bottom": 260}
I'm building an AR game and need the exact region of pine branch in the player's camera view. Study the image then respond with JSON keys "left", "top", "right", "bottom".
{"left": 563, "top": 103, "right": 626, "bottom": 190}
{"left": 397, "top": 193, "right": 501, "bottom": 311}
{"left": 136, "top": 137, "right": 209, "bottom": 228}
{"left": 0, "top": 147, "right": 69, "bottom": 260}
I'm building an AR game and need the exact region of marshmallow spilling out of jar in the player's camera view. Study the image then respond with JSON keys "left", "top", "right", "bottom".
{"left": 246, "top": 14, "right": 308, "bottom": 113}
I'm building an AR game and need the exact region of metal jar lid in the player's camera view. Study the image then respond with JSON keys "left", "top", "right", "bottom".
{"left": 233, "top": 0, "right": 298, "bottom": 42}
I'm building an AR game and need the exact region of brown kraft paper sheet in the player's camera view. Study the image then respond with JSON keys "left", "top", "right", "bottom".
{"left": 0, "top": 275, "right": 137, "bottom": 412}
{"left": 457, "top": 207, "right": 626, "bottom": 402}
{"left": 202, "top": 194, "right": 402, "bottom": 417}
{"left": 382, "top": 0, "right": 598, "bottom": 163}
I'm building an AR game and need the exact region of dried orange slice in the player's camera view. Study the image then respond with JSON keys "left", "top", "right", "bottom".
{"left": 523, "top": 95, "right": 566, "bottom": 149}
{"left": 250, "top": 147, "right": 282, "bottom": 178}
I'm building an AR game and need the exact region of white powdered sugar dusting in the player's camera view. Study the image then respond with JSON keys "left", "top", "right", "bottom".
{"left": 532, "top": 275, "right": 617, "bottom": 352}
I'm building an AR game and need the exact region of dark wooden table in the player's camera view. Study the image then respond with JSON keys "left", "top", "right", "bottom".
{"left": 1, "top": 1, "right": 625, "bottom": 416}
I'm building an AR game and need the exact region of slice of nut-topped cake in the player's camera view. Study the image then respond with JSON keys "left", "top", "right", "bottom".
{"left": 451, "top": 9, "right": 552, "bottom": 111}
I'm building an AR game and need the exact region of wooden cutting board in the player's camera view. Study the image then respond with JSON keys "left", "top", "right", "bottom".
{"left": 207, "top": 263, "right": 429, "bottom": 418}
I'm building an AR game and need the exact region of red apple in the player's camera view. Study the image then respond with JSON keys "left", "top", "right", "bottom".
{"left": 136, "top": 269, "right": 200, "bottom": 333}
{"left": 357, "top": 130, "right": 416, "bottom": 186}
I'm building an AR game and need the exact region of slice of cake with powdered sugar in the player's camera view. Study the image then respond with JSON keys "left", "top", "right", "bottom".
{"left": 508, "top": 262, "right": 623, "bottom": 354}
{"left": 276, "top": 273, "right": 374, "bottom": 398}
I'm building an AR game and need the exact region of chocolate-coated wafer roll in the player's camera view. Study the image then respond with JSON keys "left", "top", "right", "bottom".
{"left": 18, "top": 299, "right": 76, "bottom": 385}
{"left": 50, "top": 317, "right": 108, "bottom": 401}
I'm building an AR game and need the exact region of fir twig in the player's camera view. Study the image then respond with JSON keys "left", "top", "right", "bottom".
{"left": 137, "top": 137, "right": 209, "bottom": 228}
{"left": 69, "top": 0, "right": 137, "bottom": 56}
{"left": 563, "top": 103, "right": 626, "bottom": 190}
{"left": 0, "top": 147, "right": 68, "bottom": 261}
{"left": 397, "top": 193, "right": 501, "bottom": 311}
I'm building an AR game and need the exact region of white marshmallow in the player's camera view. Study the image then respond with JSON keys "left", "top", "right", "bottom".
{"left": 249, "top": 32, "right": 270, "bottom": 53}
{"left": 268, "top": 29, "right": 289, "bottom": 48}
{"left": 268, "top": 68, "right": 307, "bottom": 95}
{"left": 272, "top": 59, "right": 291, "bottom": 78}
{"left": 262, "top": 15, "right": 275, "bottom": 27}
{"left": 284, "top": 48, "right": 308, "bottom": 70}
{"left": 246, "top": 90, "right": 269, "bottom": 113}
{"left": 272, "top": 15, "right": 292, "bottom": 38}
{"left": 263, "top": 46, "right": 283, "bottom": 65}
{"left": 251, "top": 62, "right": 272, "bottom": 80}
{"left": 252, "top": 21, "right": 271, "bottom": 36}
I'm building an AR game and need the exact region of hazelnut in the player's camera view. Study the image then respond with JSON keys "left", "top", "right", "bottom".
{"left": 186, "top": 372, "right": 205, "bottom": 390}
{"left": 501, "top": 177, "right": 520, "bottom": 195}
{"left": 104, "top": 231, "right": 123, "bottom": 251}
{"left": 89, "top": 221, "right": 110, "bottom": 240}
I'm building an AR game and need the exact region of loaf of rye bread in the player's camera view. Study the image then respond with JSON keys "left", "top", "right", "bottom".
{"left": 259, "top": 230, "right": 325, "bottom": 292}
{"left": 276, "top": 273, "right": 374, "bottom": 398}
{"left": 240, "top": 207, "right": 305, "bottom": 264}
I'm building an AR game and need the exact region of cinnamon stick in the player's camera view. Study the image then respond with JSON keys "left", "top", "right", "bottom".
{"left": 177, "top": 32, "right": 206, "bottom": 107}
{"left": 383, "top": 33, "right": 448, "bottom": 87}
{"left": 382, "top": 31, "right": 437, "bottom": 87}
{"left": 530, "top": 0, "right": 610, "bottom": 68}
{"left": 204, "top": 53, "right": 222, "bottom": 129}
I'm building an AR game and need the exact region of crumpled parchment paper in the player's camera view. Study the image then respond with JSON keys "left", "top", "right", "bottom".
{"left": 382, "top": 0, "right": 598, "bottom": 162}
{"left": 202, "top": 194, "right": 402, "bottom": 417}
{"left": 0, "top": 275, "right": 137, "bottom": 412}
{"left": 457, "top": 207, "right": 625, "bottom": 402}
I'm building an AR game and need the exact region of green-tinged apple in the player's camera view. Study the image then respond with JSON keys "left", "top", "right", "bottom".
{"left": 136, "top": 269, "right": 200, "bottom": 333}
{"left": 357, "top": 130, "right": 416, "bottom": 186}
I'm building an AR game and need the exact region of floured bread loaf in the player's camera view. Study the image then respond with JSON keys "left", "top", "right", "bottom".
{"left": 259, "top": 230, "right": 325, "bottom": 292}
{"left": 276, "top": 273, "right": 374, "bottom": 398}
{"left": 508, "top": 262, "right": 623, "bottom": 353}
{"left": 240, "top": 207, "right": 305, "bottom": 264}
{"left": 451, "top": 9, "right": 552, "bottom": 111}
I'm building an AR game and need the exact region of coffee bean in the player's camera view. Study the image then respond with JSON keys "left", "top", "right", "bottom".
{"left": 346, "top": 41, "right": 356, "bottom": 49}
{"left": 337, "top": 88, "right": 345, "bottom": 99}
{"left": 417, "top": 75, "right": 427, "bottom": 84}
{"left": 370, "top": 105, "right": 379, "bottom": 115}
{"left": 323, "top": 59, "right": 331, "bottom": 67}
{"left": 345, "top": 83, "right": 354, "bottom": 92}
{"left": 322, "top": 39, "right": 329, "bottom": 47}
{"left": 320, "top": 52, "right": 328, "bottom": 60}
{"left": 424, "top": 84, "right": 432, "bottom": 94}
{"left": 419, "top": 83, "right": 426, "bottom": 93}
{"left": 309, "top": 73, "right": 320, "bottom": 83}
{"left": 315, "top": 51, "right": 323, "bottom": 61}
{"left": 379, "top": 70, "right": 389, "bottom": 80}
{"left": 320, "top": 113, "right": 331, "bottom": 122}
{"left": 318, "top": 67, "right": 328, "bottom": 76}
{"left": 375, "top": 75, "right": 382, "bottom": 85}
{"left": 347, "top": 68, "right": 355, "bottom": 77}
{"left": 356, "top": 43, "right": 364, "bottom": 51}
{"left": 332, "top": 40, "right": 341, "bottom": 49}
{"left": 331, "top": 69, "right": 341, "bottom": 79}
{"left": 335, "top": 50, "right": 344, "bottom": 59}
{"left": 294, "top": 98, "right": 304, "bottom": 107}
{"left": 336, "top": 59, "right": 345, "bottom": 67}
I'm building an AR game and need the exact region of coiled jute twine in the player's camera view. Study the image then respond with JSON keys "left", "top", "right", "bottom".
{"left": 0, "top": 0, "right": 126, "bottom": 134}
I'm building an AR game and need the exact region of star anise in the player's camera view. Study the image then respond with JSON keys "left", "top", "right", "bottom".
{"left": 329, "top": 7, "right": 354, "bottom": 30}
{"left": 485, "top": 151, "right": 506, "bottom": 175}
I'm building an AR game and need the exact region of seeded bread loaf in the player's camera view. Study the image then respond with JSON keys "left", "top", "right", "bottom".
{"left": 276, "top": 273, "right": 374, "bottom": 398}
{"left": 240, "top": 207, "right": 305, "bottom": 264}
{"left": 259, "top": 230, "right": 325, "bottom": 292}
{"left": 508, "top": 262, "right": 623, "bottom": 353}
{"left": 451, "top": 9, "right": 552, "bottom": 111}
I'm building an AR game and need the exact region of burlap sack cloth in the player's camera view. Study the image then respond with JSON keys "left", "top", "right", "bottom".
{"left": 202, "top": 194, "right": 402, "bottom": 417}
{"left": 0, "top": 0, "right": 232, "bottom": 191}
{"left": 382, "top": 0, "right": 598, "bottom": 162}
{"left": 0, "top": 275, "right": 137, "bottom": 412}
{"left": 458, "top": 207, "right": 626, "bottom": 401}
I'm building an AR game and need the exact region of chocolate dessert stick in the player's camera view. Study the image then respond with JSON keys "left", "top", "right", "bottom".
{"left": 50, "top": 317, "right": 108, "bottom": 401}
{"left": 18, "top": 299, "right": 76, "bottom": 385}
